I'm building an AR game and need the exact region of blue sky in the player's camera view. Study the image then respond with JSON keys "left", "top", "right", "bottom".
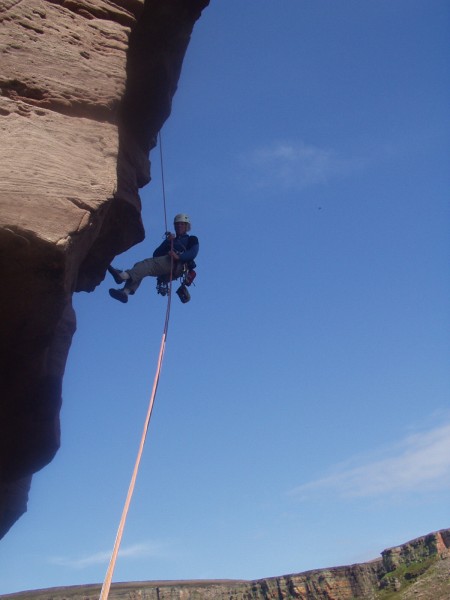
{"left": 1, "top": 0, "right": 449, "bottom": 595}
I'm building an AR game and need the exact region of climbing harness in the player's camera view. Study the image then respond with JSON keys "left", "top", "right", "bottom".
{"left": 99, "top": 133, "right": 176, "bottom": 600}
{"left": 156, "top": 262, "right": 196, "bottom": 302}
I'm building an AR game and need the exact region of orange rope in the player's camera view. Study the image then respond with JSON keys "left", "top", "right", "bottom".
{"left": 99, "top": 134, "right": 174, "bottom": 600}
{"left": 99, "top": 262, "right": 173, "bottom": 600}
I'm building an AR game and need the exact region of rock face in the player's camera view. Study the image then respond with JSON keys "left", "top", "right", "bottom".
{"left": 1, "top": 529, "right": 449, "bottom": 599}
{"left": 382, "top": 528, "right": 450, "bottom": 571}
{"left": 0, "top": 0, "right": 209, "bottom": 538}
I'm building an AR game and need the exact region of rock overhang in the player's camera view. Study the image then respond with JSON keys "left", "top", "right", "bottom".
{"left": 0, "top": 0, "right": 210, "bottom": 538}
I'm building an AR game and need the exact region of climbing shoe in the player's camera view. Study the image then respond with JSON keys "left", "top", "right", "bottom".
{"left": 108, "top": 265, "right": 126, "bottom": 285}
{"left": 109, "top": 288, "right": 128, "bottom": 303}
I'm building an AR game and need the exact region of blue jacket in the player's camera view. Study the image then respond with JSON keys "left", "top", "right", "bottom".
{"left": 153, "top": 233, "right": 199, "bottom": 265}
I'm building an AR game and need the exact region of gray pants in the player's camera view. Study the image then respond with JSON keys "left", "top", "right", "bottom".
{"left": 126, "top": 256, "right": 183, "bottom": 293}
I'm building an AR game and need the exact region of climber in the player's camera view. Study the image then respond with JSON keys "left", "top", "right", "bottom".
{"left": 108, "top": 213, "right": 199, "bottom": 304}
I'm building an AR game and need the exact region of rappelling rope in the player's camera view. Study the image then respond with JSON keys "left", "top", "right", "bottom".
{"left": 99, "top": 133, "right": 174, "bottom": 600}
{"left": 159, "top": 131, "right": 169, "bottom": 233}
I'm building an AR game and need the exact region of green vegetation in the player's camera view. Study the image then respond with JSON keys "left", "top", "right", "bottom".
{"left": 376, "top": 556, "right": 438, "bottom": 599}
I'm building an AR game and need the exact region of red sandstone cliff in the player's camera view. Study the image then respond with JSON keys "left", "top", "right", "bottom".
{"left": 0, "top": 0, "right": 209, "bottom": 538}
{"left": 1, "top": 528, "right": 449, "bottom": 599}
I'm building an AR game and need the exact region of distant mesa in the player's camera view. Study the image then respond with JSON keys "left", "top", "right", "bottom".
{"left": 1, "top": 528, "right": 450, "bottom": 599}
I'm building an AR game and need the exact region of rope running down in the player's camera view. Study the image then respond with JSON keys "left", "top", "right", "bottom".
{"left": 99, "top": 133, "right": 173, "bottom": 600}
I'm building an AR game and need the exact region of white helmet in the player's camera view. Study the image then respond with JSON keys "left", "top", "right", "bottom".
{"left": 174, "top": 213, "right": 191, "bottom": 231}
